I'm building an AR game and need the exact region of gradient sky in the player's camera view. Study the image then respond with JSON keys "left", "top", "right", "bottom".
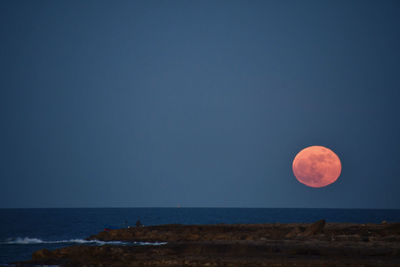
{"left": 1, "top": 0, "right": 399, "bottom": 208}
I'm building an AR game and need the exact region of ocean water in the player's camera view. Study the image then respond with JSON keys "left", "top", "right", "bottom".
{"left": 1, "top": 208, "right": 400, "bottom": 265}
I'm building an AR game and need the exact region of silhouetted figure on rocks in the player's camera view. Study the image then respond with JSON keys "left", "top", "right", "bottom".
{"left": 136, "top": 219, "right": 143, "bottom": 227}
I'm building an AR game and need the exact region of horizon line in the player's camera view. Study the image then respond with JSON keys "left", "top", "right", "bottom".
{"left": 1, "top": 207, "right": 399, "bottom": 210}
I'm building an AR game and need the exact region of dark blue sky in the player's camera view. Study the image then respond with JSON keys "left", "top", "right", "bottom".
{"left": 1, "top": 0, "right": 399, "bottom": 208}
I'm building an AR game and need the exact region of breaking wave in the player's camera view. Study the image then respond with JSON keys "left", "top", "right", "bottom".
{"left": 1, "top": 237, "right": 166, "bottom": 246}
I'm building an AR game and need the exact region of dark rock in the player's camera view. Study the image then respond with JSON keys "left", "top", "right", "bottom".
{"left": 18, "top": 222, "right": 400, "bottom": 266}
{"left": 32, "top": 249, "right": 54, "bottom": 260}
{"left": 301, "top": 219, "right": 326, "bottom": 237}
{"left": 285, "top": 226, "right": 304, "bottom": 238}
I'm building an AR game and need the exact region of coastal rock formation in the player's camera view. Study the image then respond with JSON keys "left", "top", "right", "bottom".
{"left": 17, "top": 221, "right": 400, "bottom": 266}
{"left": 301, "top": 219, "right": 326, "bottom": 237}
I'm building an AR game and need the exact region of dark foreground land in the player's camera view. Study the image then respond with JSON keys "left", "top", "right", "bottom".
{"left": 17, "top": 220, "right": 400, "bottom": 266}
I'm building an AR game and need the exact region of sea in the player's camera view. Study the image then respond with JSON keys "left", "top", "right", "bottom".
{"left": 1, "top": 208, "right": 400, "bottom": 265}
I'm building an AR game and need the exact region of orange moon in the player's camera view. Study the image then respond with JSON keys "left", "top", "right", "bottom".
{"left": 292, "top": 146, "right": 341, "bottom": 188}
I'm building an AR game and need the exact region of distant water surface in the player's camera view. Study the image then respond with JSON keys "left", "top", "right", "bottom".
{"left": 1, "top": 208, "right": 400, "bottom": 265}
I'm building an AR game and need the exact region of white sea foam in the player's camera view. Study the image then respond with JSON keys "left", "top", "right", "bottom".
{"left": 3, "top": 237, "right": 44, "bottom": 244}
{"left": 1, "top": 237, "right": 166, "bottom": 246}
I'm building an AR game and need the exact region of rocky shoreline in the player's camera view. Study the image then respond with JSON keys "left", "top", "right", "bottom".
{"left": 16, "top": 220, "right": 400, "bottom": 266}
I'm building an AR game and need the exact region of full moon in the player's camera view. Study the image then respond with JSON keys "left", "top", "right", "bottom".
{"left": 292, "top": 146, "right": 341, "bottom": 188}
